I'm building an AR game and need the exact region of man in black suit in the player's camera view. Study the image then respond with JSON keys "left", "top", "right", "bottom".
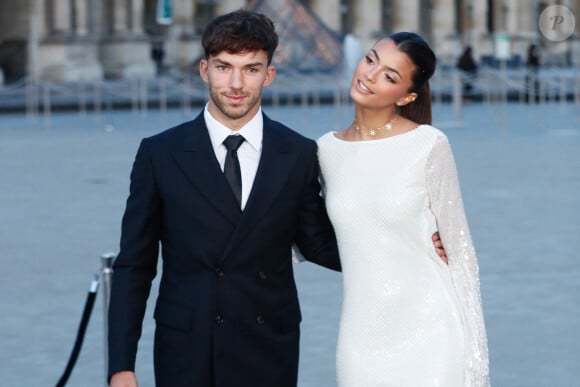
{"left": 108, "top": 10, "right": 341, "bottom": 387}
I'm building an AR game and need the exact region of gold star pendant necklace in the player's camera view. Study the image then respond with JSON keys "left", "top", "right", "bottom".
{"left": 352, "top": 115, "right": 397, "bottom": 137}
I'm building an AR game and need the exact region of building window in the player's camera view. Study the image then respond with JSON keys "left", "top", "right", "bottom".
{"left": 420, "top": 0, "right": 433, "bottom": 42}
{"left": 381, "top": 0, "right": 393, "bottom": 35}
{"left": 487, "top": 0, "right": 494, "bottom": 33}
{"left": 455, "top": 0, "right": 464, "bottom": 35}
{"left": 194, "top": 0, "right": 216, "bottom": 35}
{"left": 340, "top": 0, "right": 353, "bottom": 35}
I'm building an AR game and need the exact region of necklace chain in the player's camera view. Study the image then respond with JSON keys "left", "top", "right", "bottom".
{"left": 353, "top": 116, "right": 397, "bottom": 137}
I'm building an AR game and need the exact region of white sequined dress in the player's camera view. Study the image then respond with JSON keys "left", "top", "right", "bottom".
{"left": 317, "top": 126, "right": 489, "bottom": 386}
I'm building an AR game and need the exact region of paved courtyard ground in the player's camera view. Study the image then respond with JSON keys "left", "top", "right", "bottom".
{"left": 0, "top": 100, "right": 578, "bottom": 386}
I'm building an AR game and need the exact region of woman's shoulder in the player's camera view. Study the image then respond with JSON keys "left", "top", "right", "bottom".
{"left": 317, "top": 131, "right": 337, "bottom": 140}
{"left": 316, "top": 131, "right": 338, "bottom": 145}
{"left": 417, "top": 124, "right": 449, "bottom": 142}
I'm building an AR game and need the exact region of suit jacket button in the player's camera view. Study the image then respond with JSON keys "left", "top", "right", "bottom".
{"left": 257, "top": 271, "right": 267, "bottom": 280}
{"left": 256, "top": 315, "right": 265, "bottom": 325}
{"left": 215, "top": 314, "right": 224, "bottom": 324}
{"left": 215, "top": 266, "right": 224, "bottom": 277}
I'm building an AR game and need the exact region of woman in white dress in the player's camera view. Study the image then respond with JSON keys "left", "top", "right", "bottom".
{"left": 317, "top": 32, "right": 490, "bottom": 386}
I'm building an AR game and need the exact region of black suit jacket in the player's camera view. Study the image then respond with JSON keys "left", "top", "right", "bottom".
{"left": 108, "top": 112, "right": 340, "bottom": 387}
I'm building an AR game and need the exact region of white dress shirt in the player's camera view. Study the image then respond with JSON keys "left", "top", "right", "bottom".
{"left": 204, "top": 104, "right": 263, "bottom": 210}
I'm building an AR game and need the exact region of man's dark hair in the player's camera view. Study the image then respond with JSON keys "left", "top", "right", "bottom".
{"left": 202, "top": 10, "right": 279, "bottom": 65}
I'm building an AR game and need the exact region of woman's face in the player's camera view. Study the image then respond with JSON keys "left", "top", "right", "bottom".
{"left": 350, "top": 38, "right": 418, "bottom": 109}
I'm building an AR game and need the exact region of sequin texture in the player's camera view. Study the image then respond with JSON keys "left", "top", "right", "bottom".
{"left": 317, "top": 126, "right": 490, "bottom": 386}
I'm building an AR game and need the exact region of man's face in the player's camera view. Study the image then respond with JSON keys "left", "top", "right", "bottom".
{"left": 200, "top": 50, "right": 276, "bottom": 130}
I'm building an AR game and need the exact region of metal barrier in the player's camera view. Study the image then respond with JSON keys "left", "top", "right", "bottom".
{"left": 54, "top": 253, "right": 116, "bottom": 387}
{"left": 3, "top": 68, "right": 580, "bottom": 132}
{"left": 100, "top": 252, "right": 116, "bottom": 386}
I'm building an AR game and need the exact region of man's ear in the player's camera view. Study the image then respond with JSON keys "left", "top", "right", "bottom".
{"left": 199, "top": 59, "right": 209, "bottom": 83}
{"left": 262, "top": 65, "right": 276, "bottom": 87}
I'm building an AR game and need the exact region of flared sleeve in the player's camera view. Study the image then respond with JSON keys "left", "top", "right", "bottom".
{"left": 425, "top": 134, "right": 490, "bottom": 386}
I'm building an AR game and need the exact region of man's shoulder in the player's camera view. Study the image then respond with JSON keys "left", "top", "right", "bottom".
{"left": 145, "top": 112, "right": 204, "bottom": 145}
{"left": 263, "top": 114, "right": 315, "bottom": 146}
{"left": 152, "top": 118, "right": 198, "bottom": 139}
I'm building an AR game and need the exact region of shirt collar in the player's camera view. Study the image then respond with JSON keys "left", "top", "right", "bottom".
{"left": 204, "top": 103, "right": 263, "bottom": 152}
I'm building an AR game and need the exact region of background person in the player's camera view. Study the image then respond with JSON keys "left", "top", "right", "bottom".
{"left": 456, "top": 45, "right": 478, "bottom": 94}
{"left": 525, "top": 43, "right": 541, "bottom": 103}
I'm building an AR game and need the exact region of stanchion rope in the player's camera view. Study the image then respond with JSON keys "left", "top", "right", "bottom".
{"left": 55, "top": 272, "right": 100, "bottom": 387}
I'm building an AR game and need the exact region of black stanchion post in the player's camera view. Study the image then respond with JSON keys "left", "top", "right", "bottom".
{"left": 100, "top": 252, "right": 116, "bottom": 386}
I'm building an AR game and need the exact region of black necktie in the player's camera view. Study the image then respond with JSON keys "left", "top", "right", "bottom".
{"left": 223, "top": 135, "right": 245, "bottom": 206}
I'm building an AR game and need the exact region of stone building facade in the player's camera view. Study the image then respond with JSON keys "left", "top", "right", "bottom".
{"left": 0, "top": 0, "right": 577, "bottom": 84}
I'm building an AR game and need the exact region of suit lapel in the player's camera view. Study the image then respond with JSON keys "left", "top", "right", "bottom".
{"left": 172, "top": 113, "right": 241, "bottom": 225}
{"left": 243, "top": 120, "right": 293, "bottom": 224}
{"left": 171, "top": 112, "right": 300, "bottom": 261}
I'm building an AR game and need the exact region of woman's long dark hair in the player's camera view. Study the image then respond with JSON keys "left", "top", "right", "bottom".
{"left": 389, "top": 32, "right": 436, "bottom": 125}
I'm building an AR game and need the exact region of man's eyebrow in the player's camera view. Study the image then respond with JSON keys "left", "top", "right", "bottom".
{"left": 244, "top": 62, "right": 265, "bottom": 68}
{"left": 211, "top": 58, "right": 230, "bottom": 66}
{"left": 210, "top": 58, "right": 265, "bottom": 68}
{"left": 370, "top": 48, "right": 402, "bottom": 80}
